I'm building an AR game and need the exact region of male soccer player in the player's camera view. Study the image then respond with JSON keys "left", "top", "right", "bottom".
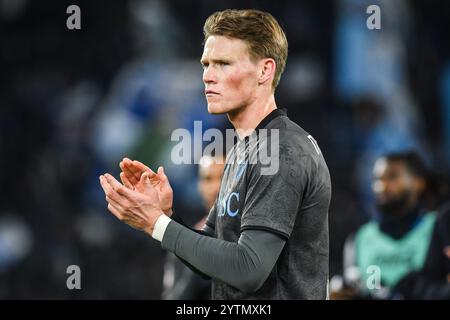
{"left": 99, "top": 9, "right": 331, "bottom": 299}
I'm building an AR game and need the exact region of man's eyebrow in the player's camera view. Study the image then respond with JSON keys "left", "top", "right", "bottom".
{"left": 200, "top": 58, "right": 231, "bottom": 65}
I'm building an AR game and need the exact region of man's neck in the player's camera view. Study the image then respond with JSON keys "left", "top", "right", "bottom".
{"left": 227, "top": 94, "right": 277, "bottom": 139}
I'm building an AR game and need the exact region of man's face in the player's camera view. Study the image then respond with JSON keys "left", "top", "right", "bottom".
{"left": 372, "top": 158, "right": 425, "bottom": 216}
{"left": 201, "top": 35, "right": 260, "bottom": 115}
{"left": 198, "top": 160, "right": 225, "bottom": 210}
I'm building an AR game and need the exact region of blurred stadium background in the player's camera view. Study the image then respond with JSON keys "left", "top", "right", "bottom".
{"left": 0, "top": 0, "right": 449, "bottom": 298}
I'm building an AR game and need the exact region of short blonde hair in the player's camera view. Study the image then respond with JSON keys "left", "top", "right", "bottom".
{"left": 204, "top": 9, "right": 288, "bottom": 90}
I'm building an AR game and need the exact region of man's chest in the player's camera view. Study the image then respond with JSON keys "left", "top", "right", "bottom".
{"left": 214, "top": 162, "right": 248, "bottom": 241}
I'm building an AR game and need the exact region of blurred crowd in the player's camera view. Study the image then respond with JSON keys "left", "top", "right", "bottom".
{"left": 0, "top": 0, "right": 449, "bottom": 298}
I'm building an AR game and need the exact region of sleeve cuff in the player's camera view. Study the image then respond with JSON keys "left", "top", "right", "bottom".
{"left": 151, "top": 214, "right": 172, "bottom": 242}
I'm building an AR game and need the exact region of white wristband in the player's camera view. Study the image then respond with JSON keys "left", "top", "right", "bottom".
{"left": 152, "top": 214, "right": 172, "bottom": 242}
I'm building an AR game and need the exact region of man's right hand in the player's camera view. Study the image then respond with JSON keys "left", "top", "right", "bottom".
{"left": 119, "top": 158, "right": 173, "bottom": 216}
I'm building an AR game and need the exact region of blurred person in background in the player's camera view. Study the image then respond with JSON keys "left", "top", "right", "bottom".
{"left": 161, "top": 155, "right": 224, "bottom": 300}
{"left": 330, "top": 151, "right": 437, "bottom": 299}
{"left": 392, "top": 202, "right": 450, "bottom": 299}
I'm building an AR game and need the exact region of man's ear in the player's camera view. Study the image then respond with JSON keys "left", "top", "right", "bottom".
{"left": 258, "top": 58, "right": 276, "bottom": 86}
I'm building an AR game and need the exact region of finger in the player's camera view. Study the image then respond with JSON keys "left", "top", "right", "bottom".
{"left": 99, "top": 175, "right": 114, "bottom": 196}
{"left": 100, "top": 175, "right": 125, "bottom": 203}
{"left": 108, "top": 203, "right": 123, "bottom": 220}
{"left": 120, "top": 172, "right": 134, "bottom": 190}
{"left": 157, "top": 166, "right": 170, "bottom": 183}
{"left": 106, "top": 194, "right": 126, "bottom": 212}
{"left": 123, "top": 160, "right": 147, "bottom": 181}
{"left": 104, "top": 173, "right": 134, "bottom": 199}
{"left": 121, "top": 160, "right": 140, "bottom": 185}
{"left": 124, "top": 168, "right": 140, "bottom": 186}
{"left": 132, "top": 160, "right": 157, "bottom": 180}
{"left": 133, "top": 160, "right": 152, "bottom": 172}
{"left": 140, "top": 172, "right": 157, "bottom": 191}
{"left": 158, "top": 167, "right": 172, "bottom": 189}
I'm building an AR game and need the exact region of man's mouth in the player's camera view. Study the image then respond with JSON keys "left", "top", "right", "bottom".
{"left": 205, "top": 89, "right": 220, "bottom": 95}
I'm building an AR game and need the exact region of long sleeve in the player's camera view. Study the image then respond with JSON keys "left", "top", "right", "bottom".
{"left": 161, "top": 220, "right": 286, "bottom": 293}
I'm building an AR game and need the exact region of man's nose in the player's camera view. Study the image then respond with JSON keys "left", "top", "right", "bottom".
{"left": 203, "top": 66, "right": 216, "bottom": 84}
